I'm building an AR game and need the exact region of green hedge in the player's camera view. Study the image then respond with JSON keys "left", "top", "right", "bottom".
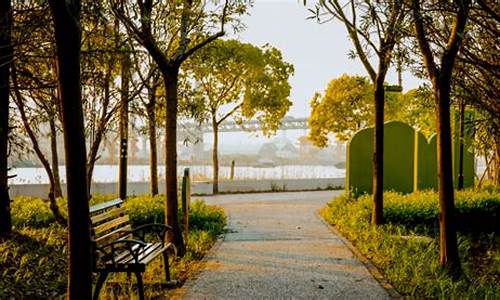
{"left": 362, "top": 190, "right": 499, "bottom": 234}
{"left": 11, "top": 194, "right": 226, "bottom": 234}
{"left": 125, "top": 194, "right": 226, "bottom": 234}
{"left": 321, "top": 190, "right": 500, "bottom": 298}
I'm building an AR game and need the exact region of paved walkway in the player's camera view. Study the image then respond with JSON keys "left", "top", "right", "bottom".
{"left": 179, "top": 191, "right": 390, "bottom": 299}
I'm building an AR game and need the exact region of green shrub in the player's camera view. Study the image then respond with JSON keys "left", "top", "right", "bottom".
{"left": 125, "top": 195, "right": 226, "bottom": 234}
{"left": 10, "top": 196, "right": 63, "bottom": 228}
{"left": 125, "top": 194, "right": 165, "bottom": 227}
{"left": 187, "top": 200, "right": 226, "bottom": 235}
{"left": 376, "top": 190, "right": 500, "bottom": 234}
{"left": 321, "top": 191, "right": 500, "bottom": 298}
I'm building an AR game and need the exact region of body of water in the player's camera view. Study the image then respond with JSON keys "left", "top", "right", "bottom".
{"left": 10, "top": 165, "right": 346, "bottom": 185}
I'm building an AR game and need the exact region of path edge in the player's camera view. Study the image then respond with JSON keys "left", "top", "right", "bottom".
{"left": 315, "top": 210, "right": 401, "bottom": 299}
{"left": 170, "top": 230, "right": 227, "bottom": 299}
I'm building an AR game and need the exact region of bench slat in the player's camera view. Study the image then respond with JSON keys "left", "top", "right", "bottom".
{"left": 90, "top": 198, "right": 123, "bottom": 215}
{"left": 93, "top": 225, "right": 132, "bottom": 248}
{"left": 107, "top": 243, "right": 164, "bottom": 266}
{"left": 137, "top": 243, "right": 167, "bottom": 265}
{"left": 93, "top": 215, "right": 130, "bottom": 236}
{"left": 91, "top": 206, "right": 127, "bottom": 225}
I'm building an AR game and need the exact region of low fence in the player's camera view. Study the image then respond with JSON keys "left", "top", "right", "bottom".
{"left": 9, "top": 177, "right": 345, "bottom": 199}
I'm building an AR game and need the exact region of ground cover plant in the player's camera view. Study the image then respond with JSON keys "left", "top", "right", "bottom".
{"left": 0, "top": 195, "right": 226, "bottom": 299}
{"left": 321, "top": 190, "right": 500, "bottom": 298}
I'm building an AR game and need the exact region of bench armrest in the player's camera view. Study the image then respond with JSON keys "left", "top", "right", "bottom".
{"left": 124, "top": 223, "right": 173, "bottom": 245}
{"left": 95, "top": 239, "right": 147, "bottom": 265}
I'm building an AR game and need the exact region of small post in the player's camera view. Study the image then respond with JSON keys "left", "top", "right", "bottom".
{"left": 181, "top": 168, "right": 191, "bottom": 242}
{"left": 230, "top": 160, "right": 235, "bottom": 180}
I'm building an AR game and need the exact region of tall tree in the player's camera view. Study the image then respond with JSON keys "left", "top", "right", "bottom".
{"left": 309, "top": 0, "right": 407, "bottom": 224}
{"left": 411, "top": 0, "right": 471, "bottom": 276}
{"left": 129, "top": 53, "right": 162, "bottom": 195}
{"left": 111, "top": 0, "right": 249, "bottom": 255}
{"left": 118, "top": 49, "right": 130, "bottom": 199}
{"left": 48, "top": 0, "right": 92, "bottom": 297}
{"left": 184, "top": 39, "right": 294, "bottom": 194}
{"left": 0, "top": 0, "right": 12, "bottom": 236}
{"left": 10, "top": 1, "right": 65, "bottom": 219}
{"left": 11, "top": 68, "right": 66, "bottom": 225}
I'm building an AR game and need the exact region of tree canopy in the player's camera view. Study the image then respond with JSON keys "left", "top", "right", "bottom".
{"left": 308, "top": 74, "right": 434, "bottom": 147}
{"left": 183, "top": 39, "right": 294, "bottom": 135}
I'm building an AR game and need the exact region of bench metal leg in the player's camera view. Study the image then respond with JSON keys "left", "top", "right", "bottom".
{"left": 93, "top": 271, "right": 108, "bottom": 300}
{"left": 163, "top": 251, "right": 171, "bottom": 281}
{"left": 135, "top": 272, "right": 145, "bottom": 300}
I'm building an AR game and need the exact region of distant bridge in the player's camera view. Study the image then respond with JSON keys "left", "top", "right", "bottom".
{"left": 180, "top": 117, "right": 308, "bottom": 133}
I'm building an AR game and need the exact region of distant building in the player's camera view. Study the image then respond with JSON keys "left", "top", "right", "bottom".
{"left": 277, "top": 142, "right": 299, "bottom": 159}
{"left": 258, "top": 143, "right": 278, "bottom": 160}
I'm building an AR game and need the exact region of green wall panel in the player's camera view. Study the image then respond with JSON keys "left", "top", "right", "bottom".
{"left": 347, "top": 127, "right": 373, "bottom": 196}
{"left": 383, "top": 121, "right": 415, "bottom": 193}
{"left": 414, "top": 133, "right": 437, "bottom": 191}
{"left": 347, "top": 118, "right": 474, "bottom": 195}
{"left": 347, "top": 121, "right": 415, "bottom": 196}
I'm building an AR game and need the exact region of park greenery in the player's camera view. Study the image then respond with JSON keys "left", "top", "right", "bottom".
{"left": 0, "top": 195, "right": 226, "bottom": 298}
{"left": 0, "top": 0, "right": 498, "bottom": 297}
{"left": 321, "top": 189, "right": 500, "bottom": 298}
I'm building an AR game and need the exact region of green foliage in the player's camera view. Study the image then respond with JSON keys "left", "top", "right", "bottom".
{"left": 125, "top": 194, "right": 165, "bottom": 227}
{"left": 187, "top": 200, "right": 226, "bottom": 235}
{"left": 2, "top": 195, "right": 227, "bottom": 298}
{"left": 394, "top": 87, "right": 435, "bottom": 138}
{"left": 182, "top": 39, "right": 294, "bottom": 136}
{"left": 307, "top": 74, "right": 436, "bottom": 147}
{"left": 11, "top": 196, "right": 67, "bottom": 228}
{"left": 356, "top": 190, "right": 499, "bottom": 234}
{"left": 0, "top": 227, "right": 67, "bottom": 299}
{"left": 321, "top": 191, "right": 500, "bottom": 298}
{"left": 308, "top": 74, "right": 374, "bottom": 145}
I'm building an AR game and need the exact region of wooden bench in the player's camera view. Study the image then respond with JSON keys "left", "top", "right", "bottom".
{"left": 89, "top": 199, "right": 176, "bottom": 300}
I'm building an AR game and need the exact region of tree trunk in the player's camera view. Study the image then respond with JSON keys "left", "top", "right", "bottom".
{"left": 0, "top": 0, "right": 12, "bottom": 236}
{"left": 147, "top": 83, "right": 158, "bottom": 195}
{"left": 118, "top": 51, "right": 130, "bottom": 200}
{"left": 435, "top": 75, "right": 461, "bottom": 276}
{"left": 371, "top": 74, "right": 385, "bottom": 225}
{"left": 86, "top": 69, "right": 112, "bottom": 191}
{"left": 12, "top": 68, "right": 66, "bottom": 226}
{"left": 457, "top": 100, "right": 465, "bottom": 190}
{"left": 49, "top": 0, "right": 92, "bottom": 298}
{"left": 49, "top": 113, "right": 63, "bottom": 198}
{"left": 163, "top": 69, "right": 185, "bottom": 256}
{"left": 494, "top": 138, "right": 500, "bottom": 186}
{"left": 212, "top": 115, "right": 219, "bottom": 194}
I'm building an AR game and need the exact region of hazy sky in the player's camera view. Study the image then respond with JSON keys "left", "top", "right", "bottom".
{"left": 229, "top": 0, "right": 422, "bottom": 118}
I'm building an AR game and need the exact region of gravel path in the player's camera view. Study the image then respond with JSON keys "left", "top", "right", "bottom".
{"left": 177, "top": 191, "right": 390, "bottom": 300}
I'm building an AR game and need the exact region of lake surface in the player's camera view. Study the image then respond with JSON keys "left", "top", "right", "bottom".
{"left": 10, "top": 165, "right": 346, "bottom": 184}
